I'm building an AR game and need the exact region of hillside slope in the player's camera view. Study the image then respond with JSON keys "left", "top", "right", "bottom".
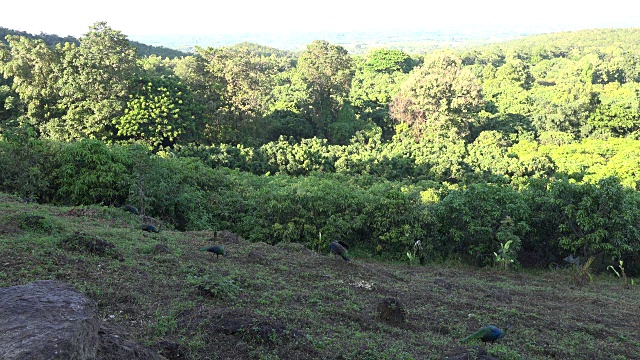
{"left": 1, "top": 193, "right": 639, "bottom": 359}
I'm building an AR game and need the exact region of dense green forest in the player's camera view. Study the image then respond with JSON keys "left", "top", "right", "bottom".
{"left": 1, "top": 22, "right": 640, "bottom": 273}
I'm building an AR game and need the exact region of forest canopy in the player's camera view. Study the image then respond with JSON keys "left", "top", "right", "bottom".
{"left": 2, "top": 23, "right": 640, "bottom": 271}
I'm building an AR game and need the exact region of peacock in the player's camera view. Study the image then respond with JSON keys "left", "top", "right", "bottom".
{"left": 141, "top": 224, "right": 159, "bottom": 233}
{"left": 330, "top": 241, "right": 350, "bottom": 261}
{"left": 200, "top": 244, "right": 226, "bottom": 258}
{"left": 461, "top": 325, "right": 507, "bottom": 344}
{"left": 121, "top": 204, "right": 139, "bottom": 215}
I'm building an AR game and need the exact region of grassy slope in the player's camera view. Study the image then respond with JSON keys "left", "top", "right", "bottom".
{"left": 1, "top": 192, "right": 639, "bottom": 360}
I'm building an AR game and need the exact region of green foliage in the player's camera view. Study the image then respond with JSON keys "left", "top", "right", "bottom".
{"left": 52, "top": 22, "right": 138, "bottom": 141}
{"left": 17, "top": 213, "right": 59, "bottom": 234}
{"left": 194, "top": 44, "right": 283, "bottom": 145}
{"left": 297, "top": 40, "right": 354, "bottom": 137}
{"left": 406, "top": 240, "right": 424, "bottom": 266}
{"left": 361, "top": 181, "right": 428, "bottom": 258}
{"left": 2, "top": 22, "right": 138, "bottom": 142}
{"left": 549, "top": 177, "right": 640, "bottom": 260}
{"left": 389, "top": 51, "right": 484, "bottom": 140}
{"left": 326, "top": 102, "right": 373, "bottom": 145}
{"left": 363, "top": 49, "right": 414, "bottom": 74}
{"left": 431, "top": 183, "right": 530, "bottom": 265}
{"left": 608, "top": 260, "right": 633, "bottom": 289}
{"left": 0, "top": 137, "right": 59, "bottom": 201}
{"left": 3, "top": 27, "right": 640, "bottom": 270}
{"left": 569, "top": 256, "right": 595, "bottom": 286}
{"left": 259, "top": 136, "right": 336, "bottom": 176}
{"left": 187, "top": 274, "right": 241, "bottom": 300}
{"left": 494, "top": 217, "right": 522, "bottom": 270}
{"left": 129, "top": 155, "right": 217, "bottom": 230}
{"left": 56, "top": 139, "right": 133, "bottom": 205}
{"left": 263, "top": 110, "right": 314, "bottom": 141}
{"left": 2, "top": 35, "right": 64, "bottom": 133}
{"left": 117, "top": 74, "right": 202, "bottom": 149}
{"left": 587, "top": 82, "right": 640, "bottom": 137}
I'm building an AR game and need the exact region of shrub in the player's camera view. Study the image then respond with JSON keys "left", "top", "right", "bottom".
{"left": 55, "top": 139, "right": 133, "bottom": 205}
{"left": 430, "top": 183, "right": 530, "bottom": 265}
{"left": 0, "top": 137, "right": 60, "bottom": 202}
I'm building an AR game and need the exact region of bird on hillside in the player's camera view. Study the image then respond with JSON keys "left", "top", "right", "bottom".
{"left": 121, "top": 204, "right": 139, "bottom": 215}
{"left": 330, "top": 241, "right": 350, "bottom": 261}
{"left": 141, "top": 224, "right": 159, "bottom": 233}
{"left": 200, "top": 244, "right": 226, "bottom": 258}
{"left": 461, "top": 325, "right": 508, "bottom": 344}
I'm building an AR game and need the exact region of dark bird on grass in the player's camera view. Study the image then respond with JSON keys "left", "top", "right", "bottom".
{"left": 461, "top": 325, "right": 507, "bottom": 344}
{"left": 200, "top": 244, "right": 226, "bottom": 258}
{"left": 121, "top": 204, "right": 139, "bottom": 215}
{"left": 141, "top": 224, "right": 159, "bottom": 233}
{"left": 330, "top": 241, "right": 350, "bottom": 261}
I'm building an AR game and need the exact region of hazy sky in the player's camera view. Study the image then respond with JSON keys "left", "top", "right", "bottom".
{"left": 2, "top": 0, "right": 639, "bottom": 38}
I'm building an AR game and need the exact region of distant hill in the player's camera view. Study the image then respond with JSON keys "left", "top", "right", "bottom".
{"left": 129, "top": 28, "right": 533, "bottom": 55}
{"left": 129, "top": 39, "right": 189, "bottom": 58}
{"left": 227, "top": 41, "right": 295, "bottom": 58}
{"left": 465, "top": 27, "right": 640, "bottom": 57}
{"left": 0, "top": 26, "right": 188, "bottom": 59}
{"left": 0, "top": 27, "right": 79, "bottom": 47}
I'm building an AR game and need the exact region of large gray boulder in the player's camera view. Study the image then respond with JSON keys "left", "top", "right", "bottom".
{"left": 0, "top": 280, "right": 100, "bottom": 360}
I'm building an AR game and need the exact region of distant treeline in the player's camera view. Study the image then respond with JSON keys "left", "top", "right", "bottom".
{"left": 0, "top": 26, "right": 188, "bottom": 58}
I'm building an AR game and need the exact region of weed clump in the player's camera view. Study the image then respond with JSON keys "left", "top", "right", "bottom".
{"left": 17, "top": 213, "right": 58, "bottom": 233}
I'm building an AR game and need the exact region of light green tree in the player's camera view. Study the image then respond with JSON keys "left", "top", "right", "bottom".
{"left": 49, "top": 22, "right": 138, "bottom": 141}
{"left": 116, "top": 73, "right": 202, "bottom": 149}
{"left": 2, "top": 35, "right": 64, "bottom": 134}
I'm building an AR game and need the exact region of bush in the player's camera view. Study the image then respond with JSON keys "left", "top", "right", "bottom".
{"left": 55, "top": 139, "right": 133, "bottom": 205}
{"left": 0, "top": 137, "right": 61, "bottom": 202}
{"left": 430, "top": 183, "right": 530, "bottom": 265}
{"left": 129, "top": 155, "right": 218, "bottom": 230}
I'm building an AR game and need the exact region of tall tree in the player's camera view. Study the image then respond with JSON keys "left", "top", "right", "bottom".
{"left": 529, "top": 62, "right": 598, "bottom": 139}
{"left": 350, "top": 50, "right": 412, "bottom": 140}
{"left": 389, "top": 51, "right": 484, "bottom": 141}
{"left": 586, "top": 82, "right": 640, "bottom": 137}
{"left": 49, "top": 22, "right": 138, "bottom": 141}
{"left": 297, "top": 40, "right": 354, "bottom": 137}
{"left": 194, "top": 45, "right": 281, "bottom": 144}
{"left": 363, "top": 49, "right": 414, "bottom": 74}
{"left": 172, "top": 55, "right": 225, "bottom": 144}
{"left": 2, "top": 35, "right": 63, "bottom": 134}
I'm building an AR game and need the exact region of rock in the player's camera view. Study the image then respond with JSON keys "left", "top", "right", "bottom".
{"left": 0, "top": 280, "right": 162, "bottom": 360}
{"left": 376, "top": 297, "right": 407, "bottom": 326}
{"left": 0, "top": 280, "right": 100, "bottom": 360}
